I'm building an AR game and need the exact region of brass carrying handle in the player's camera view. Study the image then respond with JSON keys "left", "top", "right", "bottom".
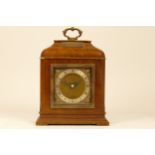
{"left": 63, "top": 27, "right": 83, "bottom": 41}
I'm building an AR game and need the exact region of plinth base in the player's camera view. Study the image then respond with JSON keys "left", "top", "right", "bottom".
{"left": 36, "top": 114, "right": 109, "bottom": 126}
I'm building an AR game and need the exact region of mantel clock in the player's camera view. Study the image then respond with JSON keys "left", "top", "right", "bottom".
{"left": 36, "top": 27, "right": 109, "bottom": 125}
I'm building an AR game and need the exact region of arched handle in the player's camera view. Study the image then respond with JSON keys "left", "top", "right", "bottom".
{"left": 63, "top": 27, "right": 83, "bottom": 41}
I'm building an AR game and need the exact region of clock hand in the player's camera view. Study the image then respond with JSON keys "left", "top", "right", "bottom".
{"left": 63, "top": 80, "right": 81, "bottom": 88}
{"left": 73, "top": 80, "right": 81, "bottom": 87}
{"left": 63, "top": 80, "right": 71, "bottom": 87}
{"left": 63, "top": 80, "right": 76, "bottom": 88}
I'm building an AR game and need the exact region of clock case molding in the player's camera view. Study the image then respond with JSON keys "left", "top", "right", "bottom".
{"left": 36, "top": 27, "right": 109, "bottom": 125}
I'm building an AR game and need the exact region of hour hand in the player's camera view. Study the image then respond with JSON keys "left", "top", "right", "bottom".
{"left": 63, "top": 80, "right": 71, "bottom": 87}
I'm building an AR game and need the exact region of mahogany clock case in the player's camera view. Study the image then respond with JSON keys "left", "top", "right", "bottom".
{"left": 36, "top": 27, "right": 109, "bottom": 125}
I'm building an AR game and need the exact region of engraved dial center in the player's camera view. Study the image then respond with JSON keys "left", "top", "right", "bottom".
{"left": 55, "top": 69, "right": 90, "bottom": 104}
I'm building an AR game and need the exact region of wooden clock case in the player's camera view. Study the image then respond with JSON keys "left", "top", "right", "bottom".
{"left": 36, "top": 27, "right": 109, "bottom": 125}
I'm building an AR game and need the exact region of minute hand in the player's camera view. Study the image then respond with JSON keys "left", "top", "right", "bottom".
{"left": 73, "top": 80, "right": 81, "bottom": 87}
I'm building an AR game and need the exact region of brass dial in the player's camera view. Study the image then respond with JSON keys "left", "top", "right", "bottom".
{"left": 55, "top": 69, "right": 90, "bottom": 104}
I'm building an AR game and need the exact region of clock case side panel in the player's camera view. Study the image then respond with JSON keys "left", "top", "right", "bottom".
{"left": 39, "top": 59, "right": 50, "bottom": 114}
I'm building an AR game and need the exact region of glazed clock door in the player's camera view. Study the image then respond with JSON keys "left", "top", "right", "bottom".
{"left": 50, "top": 64, "right": 95, "bottom": 108}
